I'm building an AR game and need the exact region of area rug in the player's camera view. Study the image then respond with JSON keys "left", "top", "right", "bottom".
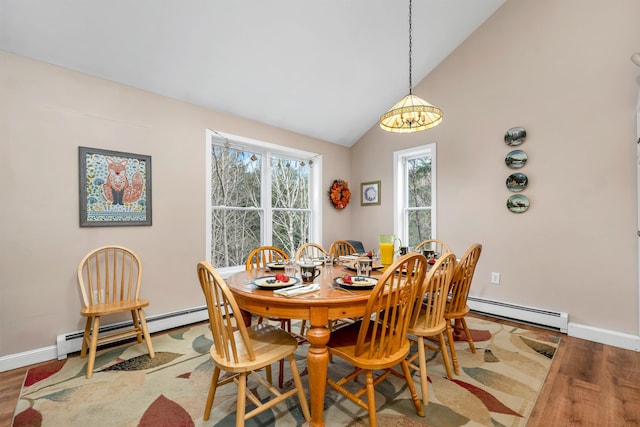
{"left": 12, "top": 317, "right": 559, "bottom": 427}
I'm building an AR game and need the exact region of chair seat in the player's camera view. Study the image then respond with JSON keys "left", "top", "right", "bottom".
{"left": 327, "top": 320, "right": 411, "bottom": 370}
{"left": 80, "top": 299, "right": 150, "bottom": 316}
{"left": 212, "top": 323, "right": 299, "bottom": 372}
{"left": 445, "top": 304, "right": 470, "bottom": 319}
{"left": 408, "top": 309, "right": 448, "bottom": 337}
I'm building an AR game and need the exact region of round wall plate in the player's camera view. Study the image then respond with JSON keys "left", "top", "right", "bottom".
{"left": 507, "top": 194, "right": 530, "bottom": 213}
{"left": 504, "top": 127, "right": 526, "bottom": 146}
{"left": 506, "top": 173, "right": 528, "bottom": 192}
{"left": 505, "top": 149, "right": 527, "bottom": 169}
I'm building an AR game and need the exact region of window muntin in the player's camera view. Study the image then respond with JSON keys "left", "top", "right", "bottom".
{"left": 207, "top": 130, "right": 320, "bottom": 274}
{"left": 394, "top": 144, "right": 436, "bottom": 249}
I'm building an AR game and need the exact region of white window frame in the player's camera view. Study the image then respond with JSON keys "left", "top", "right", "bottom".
{"left": 205, "top": 129, "right": 322, "bottom": 276}
{"left": 393, "top": 143, "right": 437, "bottom": 246}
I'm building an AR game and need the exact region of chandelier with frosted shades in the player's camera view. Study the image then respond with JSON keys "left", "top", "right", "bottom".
{"left": 379, "top": 0, "right": 443, "bottom": 133}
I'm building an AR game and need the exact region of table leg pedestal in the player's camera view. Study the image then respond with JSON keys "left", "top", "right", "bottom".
{"left": 306, "top": 308, "right": 330, "bottom": 427}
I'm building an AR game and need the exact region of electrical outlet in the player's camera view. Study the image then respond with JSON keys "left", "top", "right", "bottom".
{"left": 490, "top": 272, "right": 500, "bottom": 284}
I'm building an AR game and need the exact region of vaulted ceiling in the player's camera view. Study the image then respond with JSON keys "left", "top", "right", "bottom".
{"left": 0, "top": 0, "right": 505, "bottom": 146}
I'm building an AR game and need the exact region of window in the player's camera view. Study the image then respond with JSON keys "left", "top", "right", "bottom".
{"left": 206, "top": 130, "right": 321, "bottom": 274}
{"left": 393, "top": 144, "right": 436, "bottom": 248}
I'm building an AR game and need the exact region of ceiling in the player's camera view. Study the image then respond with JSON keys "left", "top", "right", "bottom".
{"left": 0, "top": 0, "right": 505, "bottom": 147}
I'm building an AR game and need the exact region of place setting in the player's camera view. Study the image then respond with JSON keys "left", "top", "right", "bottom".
{"left": 333, "top": 274, "right": 378, "bottom": 290}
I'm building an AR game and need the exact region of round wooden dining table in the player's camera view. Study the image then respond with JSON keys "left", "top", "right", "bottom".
{"left": 225, "top": 265, "right": 382, "bottom": 427}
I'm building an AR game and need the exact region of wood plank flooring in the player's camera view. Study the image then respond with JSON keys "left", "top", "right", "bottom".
{"left": 1, "top": 314, "right": 639, "bottom": 426}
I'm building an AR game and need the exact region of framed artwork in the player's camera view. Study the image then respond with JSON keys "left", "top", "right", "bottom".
{"left": 361, "top": 180, "right": 381, "bottom": 206}
{"left": 79, "top": 146, "right": 152, "bottom": 227}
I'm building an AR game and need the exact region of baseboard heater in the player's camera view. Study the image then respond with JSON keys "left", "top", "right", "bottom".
{"left": 467, "top": 296, "right": 568, "bottom": 333}
{"left": 56, "top": 305, "right": 209, "bottom": 359}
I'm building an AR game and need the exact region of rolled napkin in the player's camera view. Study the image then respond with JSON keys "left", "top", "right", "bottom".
{"left": 274, "top": 283, "right": 320, "bottom": 297}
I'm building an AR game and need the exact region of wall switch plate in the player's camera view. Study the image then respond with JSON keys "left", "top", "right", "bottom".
{"left": 491, "top": 272, "right": 500, "bottom": 284}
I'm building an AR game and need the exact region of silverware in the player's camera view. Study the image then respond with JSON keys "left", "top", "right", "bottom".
{"left": 331, "top": 284, "right": 355, "bottom": 294}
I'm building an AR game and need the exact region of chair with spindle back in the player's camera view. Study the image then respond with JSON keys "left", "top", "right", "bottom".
{"left": 329, "top": 240, "right": 356, "bottom": 258}
{"left": 414, "top": 239, "right": 452, "bottom": 257}
{"left": 326, "top": 253, "right": 428, "bottom": 426}
{"left": 197, "top": 261, "right": 310, "bottom": 426}
{"left": 444, "top": 243, "right": 483, "bottom": 375}
{"left": 295, "top": 242, "right": 329, "bottom": 262}
{"left": 77, "top": 245, "right": 154, "bottom": 379}
{"left": 406, "top": 252, "right": 457, "bottom": 405}
{"left": 245, "top": 245, "right": 296, "bottom": 388}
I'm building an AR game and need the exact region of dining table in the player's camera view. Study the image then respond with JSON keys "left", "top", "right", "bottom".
{"left": 225, "top": 261, "right": 383, "bottom": 427}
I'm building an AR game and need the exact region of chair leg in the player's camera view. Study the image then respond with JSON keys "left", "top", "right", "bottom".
{"left": 416, "top": 336, "right": 429, "bottom": 406}
{"left": 203, "top": 366, "right": 221, "bottom": 420}
{"left": 364, "top": 371, "right": 377, "bottom": 427}
{"left": 460, "top": 317, "right": 476, "bottom": 353}
{"left": 80, "top": 317, "right": 92, "bottom": 358}
{"left": 400, "top": 360, "right": 425, "bottom": 417}
{"left": 130, "top": 310, "right": 143, "bottom": 343}
{"left": 137, "top": 309, "right": 155, "bottom": 358}
{"left": 438, "top": 332, "right": 454, "bottom": 379}
{"left": 445, "top": 321, "right": 460, "bottom": 375}
{"left": 86, "top": 316, "right": 100, "bottom": 379}
{"left": 265, "top": 364, "right": 273, "bottom": 385}
{"left": 299, "top": 320, "right": 307, "bottom": 336}
{"left": 288, "top": 354, "right": 311, "bottom": 421}
{"left": 236, "top": 373, "right": 248, "bottom": 427}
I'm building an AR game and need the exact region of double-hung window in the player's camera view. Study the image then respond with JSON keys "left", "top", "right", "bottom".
{"left": 393, "top": 144, "right": 437, "bottom": 248}
{"left": 206, "top": 130, "right": 322, "bottom": 274}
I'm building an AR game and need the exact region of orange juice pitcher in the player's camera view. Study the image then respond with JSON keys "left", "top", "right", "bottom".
{"left": 378, "top": 234, "right": 401, "bottom": 266}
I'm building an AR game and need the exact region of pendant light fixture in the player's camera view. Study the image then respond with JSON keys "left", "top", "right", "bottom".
{"left": 379, "top": 0, "right": 443, "bottom": 133}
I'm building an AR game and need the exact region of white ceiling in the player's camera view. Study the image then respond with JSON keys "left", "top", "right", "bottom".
{"left": 0, "top": 0, "right": 505, "bottom": 147}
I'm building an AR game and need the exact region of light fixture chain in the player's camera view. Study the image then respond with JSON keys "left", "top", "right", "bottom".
{"left": 408, "top": 0, "right": 412, "bottom": 94}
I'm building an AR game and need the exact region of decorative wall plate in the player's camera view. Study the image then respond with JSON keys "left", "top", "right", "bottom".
{"left": 506, "top": 173, "right": 528, "bottom": 192}
{"left": 505, "top": 149, "right": 527, "bottom": 169}
{"left": 507, "top": 194, "right": 529, "bottom": 213}
{"left": 504, "top": 127, "right": 527, "bottom": 146}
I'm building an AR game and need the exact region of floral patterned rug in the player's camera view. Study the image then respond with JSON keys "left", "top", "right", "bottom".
{"left": 12, "top": 318, "right": 559, "bottom": 427}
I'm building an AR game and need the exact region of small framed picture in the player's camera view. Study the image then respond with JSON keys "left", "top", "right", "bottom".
{"left": 79, "top": 146, "right": 152, "bottom": 227}
{"left": 361, "top": 180, "right": 381, "bottom": 206}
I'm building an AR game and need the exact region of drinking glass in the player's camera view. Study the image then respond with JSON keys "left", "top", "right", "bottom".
{"left": 284, "top": 259, "right": 297, "bottom": 277}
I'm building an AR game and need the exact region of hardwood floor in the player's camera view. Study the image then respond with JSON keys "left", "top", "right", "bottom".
{"left": 2, "top": 314, "right": 639, "bottom": 426}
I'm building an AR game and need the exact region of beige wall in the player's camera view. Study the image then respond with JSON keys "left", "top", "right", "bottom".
{"left": 0, "top": 51, "right": 352, "bottom": 356}
{"left": 352, "top": 0, "right": 640, "bottom": 333}
{"left": 2, "top": 0, "right": 640, "bottom": 360}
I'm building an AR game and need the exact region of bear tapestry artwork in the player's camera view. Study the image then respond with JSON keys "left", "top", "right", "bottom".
{"left": 79, "top": 147, "right": 152, "bottom": 227}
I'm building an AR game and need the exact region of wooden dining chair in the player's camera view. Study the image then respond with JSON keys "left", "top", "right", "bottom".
{"left": 77, "top": 245, "right": 155, "bottom": 379}
{"left": 326, "top": 253, "right": 428, "bottom": 426}
{"left": 245, "top": 245, "right": 288, "bottom": 272}
{"left": 245, "top": 245, "right": 297, "bottom": 388}
{"left": 295, "top": 242, "right": 329, "bottom": 261}
{"left": 406, "top": 252, "right": 457, "bottom": 405}
{"left": 329, "top": 240, "right": 356, "bottom": 258}
{"left": 414, "top": 238, "right": 452, "bottom": 256}
{"left": 444, "top": 243, "right": 483, "bottom": 375}
{"left": 197, "top": 261, "right": 310, "bottom": 427}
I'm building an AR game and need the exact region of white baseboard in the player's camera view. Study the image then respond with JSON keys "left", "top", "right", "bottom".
{"left": 568, "top": 322, "right": 640, "bottom": 351}
{"left": 3, "top": 305, "right": 639, "bottom": 373}
{"left": 0, "top": 305, "right": 209, "bottom": 373}
{"left": 467, "top": 296, "right": 569, "bottom": 332}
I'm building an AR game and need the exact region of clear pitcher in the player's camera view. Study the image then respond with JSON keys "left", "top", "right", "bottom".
{"left": 378, "top": 234, "right": 401, "bottom": 266}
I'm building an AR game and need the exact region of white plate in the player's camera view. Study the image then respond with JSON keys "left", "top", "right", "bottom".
{"left": 266, "top": 262, "right": 286, "bottom": 270}
{"left": 333, "top": 275, "right": 378, "bottom": 290}
{"left": 252, "top": 275, "right": 300, "bottom": 289}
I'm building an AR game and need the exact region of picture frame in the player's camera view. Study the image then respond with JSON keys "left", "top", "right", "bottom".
{"left": 79, "top": 146, "right": 152, "bottom": 227}
{"left": 361, "top": 180, "right": 381, "bottom": 206}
